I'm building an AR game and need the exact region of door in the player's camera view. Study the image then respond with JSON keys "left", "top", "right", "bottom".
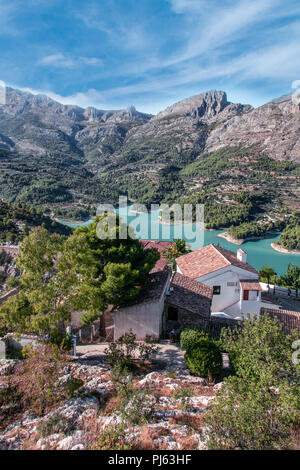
{"left": 243, "top": 290, "right": 249, "bottom": 300}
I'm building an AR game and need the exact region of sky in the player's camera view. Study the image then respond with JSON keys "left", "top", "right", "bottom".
{"left": 1, "top": 0, "right": 300, "bottom": 114}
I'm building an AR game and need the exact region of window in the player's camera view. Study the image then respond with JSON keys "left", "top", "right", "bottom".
{"left": 167, "top": 306, "right": 178, "bottom": 321}
{"left": 227, "top": 282, "right": 237, "bottom": 286}
{"left": 213, "top": 285, "right": 221, "bottom": 295}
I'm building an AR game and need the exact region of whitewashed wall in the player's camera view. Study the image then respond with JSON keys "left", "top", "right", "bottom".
{"left": 114, "top": 297, "right": 165, "bottom": 340}
{"left": 196, "top": 266, "right": 258, "bottom": 313}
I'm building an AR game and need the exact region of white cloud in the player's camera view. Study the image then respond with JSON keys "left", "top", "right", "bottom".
{"left": 19, "top": 86, "right": 107, "bottom": 109}
{"left": 38, "top": 53, "right": 103, "bottom": 68}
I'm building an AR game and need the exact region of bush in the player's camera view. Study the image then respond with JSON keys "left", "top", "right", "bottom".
{"left": 88, "top": 425, "right": 137, "bottom": 450}
{"left": 110, "top": 364, "right": 152, "bottom": 425}
{"left": 180, "top": 326, "right": 211, "bottom": 351}
{"left": 205, "top": 375, "right": 299, "bottom": 450}
{"left": 37, "top": 412, "right": 75, "bottom": 438}
{"left": 104, "top": 331, "right": 157, "bottom": 371}
{"left": 220, "top": 314, "right": 299, "bottom": 384}
{"left": 173, "top": 386, "right": 194, "bottom": 411}
{"left": 184, "top": 337, "right": 222, "bottom": 378}
{"left": 47, "top": 331, "right": 73, "bottom": 352}
{"left": 206, "top": 315, "right": 300, "bottom": 449}
{"left": 15, "top": 344, "right": 77, "bottom": 415}
{"left": 119, "top": 388, "right": 151, "bottom": 425}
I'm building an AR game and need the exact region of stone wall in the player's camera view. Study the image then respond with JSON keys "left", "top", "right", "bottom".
{"left": 163, "top": 303, "right": 210, "bottom": 336}
{"left": 163, "top": 302, "right": 241, "bottom": 338}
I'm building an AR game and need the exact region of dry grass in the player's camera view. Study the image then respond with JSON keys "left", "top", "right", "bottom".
{"left": 80, "top": 410, "right": 103, "bottom": 449}
{"left": 102, "top": 393, "right": 121, "bottom": 416}
{"left": 169, "top": 413, "right": 205, "bottom": 433}
{"left": 137, "top": 426, "right": 156, "bottom": 450}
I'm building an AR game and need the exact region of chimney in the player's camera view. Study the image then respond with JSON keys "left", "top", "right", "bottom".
{"left": 237, "top": 248, "right": 247, "bottom": 263}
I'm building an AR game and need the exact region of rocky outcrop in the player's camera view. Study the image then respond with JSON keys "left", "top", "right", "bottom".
{"left": 154, "top": 90, "right": 231, "bottom": 121}
{"left": 0, "top": 87, "right": 299, "bottom": 166}
{"left": 206, "top": 94, "right": 300, "bottom": 161}
{"left": 0, "top": 88, "right": 151, "bottom": 160}
{"left": 0, "top": 354, "right": 222, "bottom": 450}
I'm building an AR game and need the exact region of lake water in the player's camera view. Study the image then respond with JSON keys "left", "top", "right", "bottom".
{"left": 60, "top": 205, "right": 299, "bottom": 275}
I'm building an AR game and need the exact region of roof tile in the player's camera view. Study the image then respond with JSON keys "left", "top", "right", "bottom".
{"left": 176, "top": 244, "right": 258, "bottom": 278}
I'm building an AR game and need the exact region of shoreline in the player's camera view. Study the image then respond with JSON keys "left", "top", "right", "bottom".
{"left": 218, "top": 230, "right": 282, "bottom": 246}
{"left": 271, "top": 242, "right": 300, "bottom": 255}
{"left": 217, "top": 231, "right": 264, "bottom": 245}
{"left": 55, "top": 217, "right": 94, "bottom": 225}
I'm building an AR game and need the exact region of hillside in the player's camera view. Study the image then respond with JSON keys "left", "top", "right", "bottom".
{"left": 0, "top": 356, "right": 216, "bottom": 450}
{"left": 0, "top": 88, "right": 299, "bottom": 229}
{"left": 0, "top": 200, "right": 72, "bottom": 243}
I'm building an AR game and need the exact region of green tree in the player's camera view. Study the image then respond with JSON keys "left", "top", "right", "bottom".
{"left": 164, "top": 238, "right": 191, "bottom": 269}
{"left": 0, "top": 215, "right": 160, "bottom": 334}
{"left": 279, "top": 263, "right": 300, "bottom": 298}
{"left": 0, "top": 227, "right": 76, "bottom": 336}
{"left": 65, "top": 214, "right": 160, "bottom": 324}
{"left": 259, "top": 264, "right": 275, "bottom": 291}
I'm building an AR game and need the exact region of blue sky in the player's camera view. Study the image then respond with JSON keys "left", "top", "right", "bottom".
{"left": 1, "top": 0, "right": 300, "bottom": 114}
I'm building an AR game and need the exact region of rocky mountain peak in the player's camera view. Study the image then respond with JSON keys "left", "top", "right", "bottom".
{"left": 154, "top": 90, "right": 230, "bottom": 121}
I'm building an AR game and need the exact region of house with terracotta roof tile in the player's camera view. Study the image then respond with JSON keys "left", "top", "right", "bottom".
{"left": 97, "top": 269, "right": 213, "bottom": 341}
{"left": 163, "top": 272, "right": 213, "bottom": 335}
{"left": 140, "top": 240, "right": 172, "bottom": 272}
{"left": 176, "top": 244, "right": 278, "bottom": 319}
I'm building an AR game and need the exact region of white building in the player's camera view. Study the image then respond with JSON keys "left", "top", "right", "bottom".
{"left": 176, "top": 244, "right": 278, "bottom": 319}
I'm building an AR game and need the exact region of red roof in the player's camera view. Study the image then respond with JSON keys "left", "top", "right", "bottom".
{"left": 240, "top": 280, "right": 262, "bottom": 291}
{"left": 176, "top": 244, "right": 258, "bottom": 279}
{"left": 166, "top": 272, "right": 212, "bottom": 317}
{"left": 261, "top": 308, "right": 300, "bottom": 335}
{"left": 171, "top": 272, "right": 213, "bottom": 299}
{"left": 140, "top": 239, "right": 172, "bottom": 272}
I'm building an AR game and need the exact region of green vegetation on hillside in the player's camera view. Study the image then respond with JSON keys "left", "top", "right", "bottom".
{"left": 278, "top": 212, "right": 300, "bottom": 251}
{"left": 49, "top": 205, "right": 96, "bottom": 221}
{"left": 0, "top": 145, "right": 299, "bottom": 233}
{"left": 0, "top": 200, "right": 71, "bottom": 242}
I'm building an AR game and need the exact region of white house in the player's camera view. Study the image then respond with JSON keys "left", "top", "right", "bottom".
{"left": 176, "top": 244, "right": 279, "bottom": 319}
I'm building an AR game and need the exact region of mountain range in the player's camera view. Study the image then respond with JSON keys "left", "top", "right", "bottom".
{"left": 0, "top": 87, "right": 299, "bottom": 227}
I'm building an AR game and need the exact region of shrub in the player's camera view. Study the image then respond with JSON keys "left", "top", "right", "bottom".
{"left": 205, "top": 375, "right": 300, "bottom": 450}
{"left": 88, "top": 425, "right": 137, "bottom": 450}
{"left": 180, "top": 326, "right": 211, "bottom": 351}
{"left": 110, "top": 364, "right": 152, "bottom": 425}
{"left": 104, "top": 331, "right": 157, "bottom": 370}
{"left": 16, "top": 344, "right": 76, "bottom": 415}
{"left": 173, "top": 386, "right": 193, "bottom": 411}
{"left": 184, "top": 337, "right": 222, "bottom": 378}
{"left": 206, "top": 315, "right": 300, "bottom": 450}
{"left": 220, "top": 314, "right": 299, "bottom": 384}
{"left": 119, "top": 388, "right": 152, "bottom": 425}
{"left": 37, "top": 412, "right": 75, "bottom": 438}
{"left": 47, "top": 331, "right": 73, "bottom": 351}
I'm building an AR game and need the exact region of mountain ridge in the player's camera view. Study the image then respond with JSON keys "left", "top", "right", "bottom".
{"left": 0, "top": 87, "right": 299, "bottom": 230}
{"left": 1, "top": 87, "right": 299, "bottom": 162}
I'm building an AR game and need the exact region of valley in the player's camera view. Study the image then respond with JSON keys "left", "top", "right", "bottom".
{"left": 0, "top": 87, "right": 299, "bottom": 246}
